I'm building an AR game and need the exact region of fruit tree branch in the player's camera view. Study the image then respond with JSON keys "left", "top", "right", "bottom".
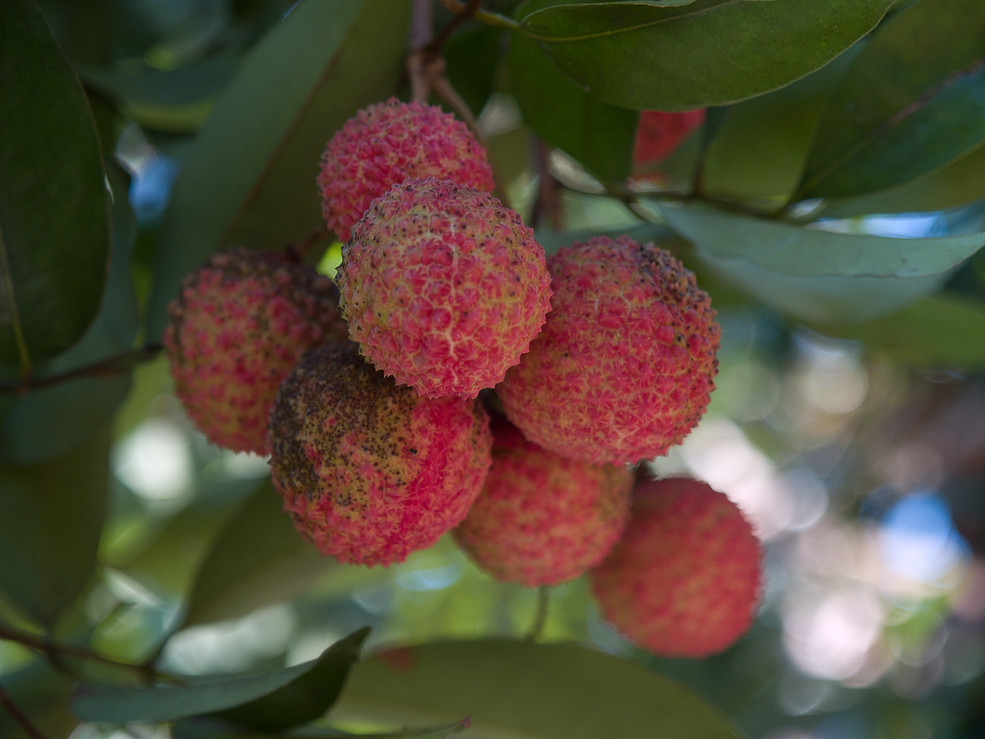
{"left": 0, "top": 343, "right": 162, "bottom": 396}
{"left": 0, "top": 686, "right": 46, "bottom": 739}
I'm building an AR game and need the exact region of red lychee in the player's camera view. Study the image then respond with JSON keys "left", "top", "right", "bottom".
{"left": 453, "top": 416, "right": 633, "bottom": 587}
{"left": 633, "top": 109, "right": 706, "bottom": 169}
{"left": 164, "top": 248, "right": 346, "bottom": 455}
{"left": 497, "top": 236, "right": 720, "bottom": 465}
{"left": 318, "top": 98, "right": 495, "bottom": 243}
{"left": 268, "top": 342, "right": 493, "bottom": 567}
{"left": 590, "top": 477, "right": 763, "bottom": 658}
{"left": 337, "top": 177, "right": 552, "bottom": 400}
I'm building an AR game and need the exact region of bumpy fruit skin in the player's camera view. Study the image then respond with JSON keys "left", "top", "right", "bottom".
{"left": 497, "top": 236, "right": 719, "bottom": 464}
{"left": 164, "top": 248, "right": 346, "bottom": 455}
{"left": 590, "top": 477, "right": 762, "bottom": 658}
{"left": 318, "top": 98, "right": 495, "bottom": 242}
{"left": 633, "top": 109, "right": 706, "bottom": 167}
{"left": 454, "top": 416, "right": 633, "bottom": 587}
{"left": 268, "top": 342, "right": 493, "bottom": 567}
{"left": 337, "top": 177, "right": 552, "bottom": 399}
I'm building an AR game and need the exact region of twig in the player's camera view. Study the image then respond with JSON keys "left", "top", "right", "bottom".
{"left": 0, "top": 621, "right": 167, "bottom": 684}
{"left": 0, "top": 686, "right": 46, "bottom": 739}
{"left": 530, "top": 140, "right": 562, "bottom": 231}
{"left": 0, "top": 344, "right": 163, "bottom": 396}
{"left": 525, "top": 587, "right": 551, "bottom": 642}
{"left": 436, "top": 0, "right": 519, "bottom": 30}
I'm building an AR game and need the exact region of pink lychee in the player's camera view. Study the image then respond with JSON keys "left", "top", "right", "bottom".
{"left": 497, "top": 236, "right": 720, "bottom": 465}
{"left": 633, "top": 109, "right": 706, "bottom": 169}
{"left": 164, "top": 248, "right": 346, "bottom": 455}
{"left": 318, "top": 98, "right": 495, "bottom": 243}
{"left": 453, "top": 415, "right": 633, "bottom": 587}
{"left": 590, "top": 477, "right": 763, "bottom": 658}
{"left": 337, "top": 177, "right": 552, "bottom": 400}
{"left": 268, "top": 342, "right": 493, "bottom": 567}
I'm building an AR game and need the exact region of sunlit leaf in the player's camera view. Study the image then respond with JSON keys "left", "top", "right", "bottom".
{"left": 796, "top": 0, "right": 985, "bottom": 199}
{"left": 73, "top": 628, "right": 369, "bottom": 723}
{"left": 333, "top": 639, "right": 744, "bottom": 738}
{"left": 0, "top": 426, "right": 111, "bottom": 626}
{"left": 508, "top": 32, "right": 637, "bottom": 183}
{"left": 0, "top": 166, "right": 138, "bottom": 464}
{"left": 181, "top": 480, "right": 340, "bottom": 628}
{"left": 512, "top": 0, "right": 893, "bottom": 110}
{"left": 658, "top": 201, "right": 985, "bottom": 323}
{"left": 0, "top": 0, "right": 110, "bottom": 368}
{"left": 145, "top": 0, "right": 409, "bottom": 339}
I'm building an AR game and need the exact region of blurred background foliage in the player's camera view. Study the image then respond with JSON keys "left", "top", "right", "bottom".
{"left": 2, "top": 0, "right": 985, "bottom": 736}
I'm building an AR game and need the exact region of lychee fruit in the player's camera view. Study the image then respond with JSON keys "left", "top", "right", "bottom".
{"left": 337, "top": 177, "right": 552, "bottom": 399}
{"left": 318, "top": 98, "right": 495, "bottom": 243}
{"left": 268, "top": 341, "right": 493, "bottom": 567}
{"left": 164, "top": 247, "right": 346, "bottom": 455}
{"left": 497, "top": 235, "right": 720, "bottom": 465}
{"left": 453, "top": 415, "right": 634, "bottom": 587}
{"left": 633, "top": 109, "right": 706, "bottom": 169}
{"left": 590, "top": 477, "right": 762, "bottom": 658}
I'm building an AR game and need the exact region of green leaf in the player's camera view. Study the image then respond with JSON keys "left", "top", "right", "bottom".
{"left": 181, "top": 480, "right": 340, "bottom": 628}
{"left": 512, "top": 0, "right": 894, "bottom": 110}
{"left": 658, "top": 202, "right": 985, "bottom": 323}
{"left": 444, "top": 23, "right": 504, "bottom": 120}
{"left": 0, "top": 166, "right": 139, "bottom": 464}
{"left": 333, "top": 639, "right": 744, "bottom": 738}
{"left": 79, "top": 57, "right": 240, "bottom": 108}
{"left": 145, "top": 0, "right": 409, "bottom": 339}
{"left": 797, "top": 0, "right": 985, "bottom": 200}
{"left": 699, "top": 51, "right": 857, "bottom": 206}
{"left": 0, "top": 425, "right": 110, "bottom": 626}
{"left": 825, "top": 293, "right": 985, "bottom": 369}
{"left": 171, "top": 719, "right": 467, "bottom": 738}
{"left": 819, "top": 143, "right": 985, "bottom": 218}
{"left": 0, "top": 0, "right": 111, "bottom": 368}
{"left": 508, "top": 32, "right": 637, "bottom": 183}
{"left": 72, "top": 628, "right": 369, "bottom": 724}
{"left": 210, "top": 627, "right": 369, "bottom": 731}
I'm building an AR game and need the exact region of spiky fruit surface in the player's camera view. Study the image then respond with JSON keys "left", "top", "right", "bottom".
{"left": 268, "top": 342, "right": 492, "bottom": 567}
{"left": 337, "top": 177, "right": 552, "bottom": 399}
{"left": 497, "top": 236, "right": 720, "bottom": 464}
{"left": 454, "top": 416, "right": 633, "bottom": 587}
{"left": 318, "top": 98, "right": 495, "bottom": 243}
{"left": 591, "top": 477, "right": 762, "bottom": 658}
{"left": 164, "top": 248, "right": 346, "bottom": 455}
{"left": 633, "top": 109, "right": 706, "bottom": 167}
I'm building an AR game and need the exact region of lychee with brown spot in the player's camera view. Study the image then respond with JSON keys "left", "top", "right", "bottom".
{"left": 337, "top": 177, "right": 552, "bottom": 399}
{"left": 164, "top": 248, "right": 346, "bottom": 455}
{"left": 590, "top": 477, "right": 763, "bottom": 658}
{"left": 318, "top": 97, "right": 495, "bottom": 243}
{"left": 268, "top": 342, "right": 493, "bottom": 567}
{"left": 454, "top": 415, "right": 633, "bottom": 587}
{"left": 497, "top": 235, "right": 719, "bottom": 465}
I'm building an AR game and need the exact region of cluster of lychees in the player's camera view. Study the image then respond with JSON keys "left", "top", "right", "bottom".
{"left": 164, "top": 98, "right": 761, "bottom": 658}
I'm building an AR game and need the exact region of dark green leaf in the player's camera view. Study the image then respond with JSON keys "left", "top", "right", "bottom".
{"left": 181, "top": 480, "right": 340, "bottom": 628}
{"left": 80, "top": 57, "right": 240, "bottom": 108}
{"left": 72, "top": 628, "right": 369, "bottom": 723}
{"left": 333, "top": 639, "right": 744, "bottom": 738}
{"left": 819, "top": 143, "right": 985, "bottom": 218}
{"left": 658, "top": 202, "right": 985, "bottom": 323}
{"left": 145, "top": 0, "right": 410, "bottom": 339}
{"left": 513, "top": 0, "right": 893, "bottom": 110}
{"left": 0, "top": 0, "right": 111, "bottom": 368}
{"left": 825, "top": 293, "right": 985, "bottom": 369}
{"left": 797, "top": 0, "right": 985, "bottom": 200}
{"left": 0, "top": 426, "right": 110, "bottom": 626}
{"left": 508, "top": 32, "right": 637, "bottom": 183}
{"left": 444, "top": 23, "right": 504, "bottom": 119}
{"left": 699, "top": 51, "right": 857, "bottom": 206}
{"left": 0, "top": 166, "right": 139, "bottom": 464}
{"left": 212, "top": 627, "right": 369, "bottom": 731}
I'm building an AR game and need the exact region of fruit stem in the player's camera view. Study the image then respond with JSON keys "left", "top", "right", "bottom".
{"left": 525, "top": 586, "right": 551, "bottom": 642}
{"left": 436, "top": 0, "right": 519, "bottom": 31}
{"left": 0, "top": 343, "right": 162, "bottom": 396}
